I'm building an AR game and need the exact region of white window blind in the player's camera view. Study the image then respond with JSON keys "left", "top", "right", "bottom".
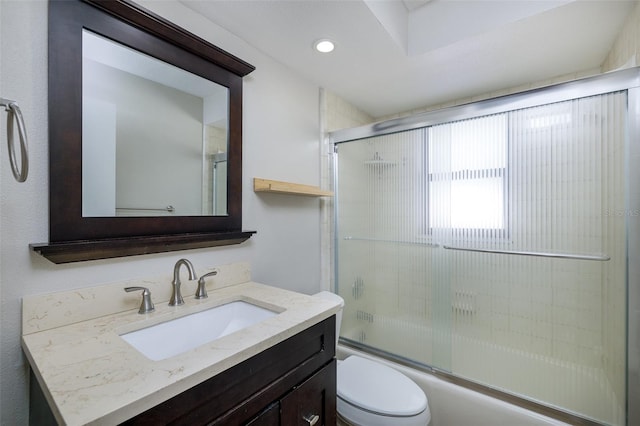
{"left": 428, "top": 114, "right": 507, "bottom": 233}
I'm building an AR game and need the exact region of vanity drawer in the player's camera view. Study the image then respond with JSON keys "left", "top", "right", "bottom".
{"left": 122, "top": 315, "right": 335, "bottom": 425}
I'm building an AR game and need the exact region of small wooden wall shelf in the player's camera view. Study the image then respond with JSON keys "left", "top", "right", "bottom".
{"left": 253, "top": 178, "right": 334, "bottom": 197}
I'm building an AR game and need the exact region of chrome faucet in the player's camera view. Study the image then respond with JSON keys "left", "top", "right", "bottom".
{"left": 169, "top": 258, "right": 197, "bottom": 306}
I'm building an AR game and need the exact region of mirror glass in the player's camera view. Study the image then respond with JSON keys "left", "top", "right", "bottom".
{"left": 82, "top": 30, "right": 229, "bottom": 217}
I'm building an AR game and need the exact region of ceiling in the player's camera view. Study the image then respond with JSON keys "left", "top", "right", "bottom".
{"left": 181, "top": 0, "right": 636, "bottom": 119}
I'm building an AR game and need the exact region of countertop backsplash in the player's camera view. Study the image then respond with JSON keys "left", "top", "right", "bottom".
{"left": 22, "top": 261, "right": 251, "bottom": 335}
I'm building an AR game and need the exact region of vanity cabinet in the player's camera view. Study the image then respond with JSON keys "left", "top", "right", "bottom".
{"left": 122, "top": 316, "right": 336, "bottom": 426}
{"left": 244, "top": 362, "right": 336, "bottom": 426}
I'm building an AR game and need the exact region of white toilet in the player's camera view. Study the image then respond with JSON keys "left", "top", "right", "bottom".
{"left": 315, "top": 291, "right": 431, "bottom": 426}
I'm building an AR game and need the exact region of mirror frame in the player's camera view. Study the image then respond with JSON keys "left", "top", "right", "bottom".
{"left": 32, "top": 0, "right": 255, "bottom": 263}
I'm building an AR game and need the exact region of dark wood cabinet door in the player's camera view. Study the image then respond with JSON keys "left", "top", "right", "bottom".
{"left": 246, "top": 402, "right": 280, "bottom": 426}
{"left": 281, "top": 360, "right": 337, "bottom": 426}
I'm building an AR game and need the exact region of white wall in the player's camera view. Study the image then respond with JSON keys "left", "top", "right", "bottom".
{"left": 0, "top": 1, "right": 324, "bottom": 424}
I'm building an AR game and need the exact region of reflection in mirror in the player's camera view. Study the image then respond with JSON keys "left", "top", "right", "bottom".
{"left": 81, "top": 30, "right": 229, "bottom": 217}
{"left": 210, "top": 151, "right": 227, "bottom": 215}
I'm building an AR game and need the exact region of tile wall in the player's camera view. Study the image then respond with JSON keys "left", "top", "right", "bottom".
{"left": 602, "top": 1, "right": 640, "bottom": 72}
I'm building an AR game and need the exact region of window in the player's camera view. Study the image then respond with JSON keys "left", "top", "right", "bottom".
{"left": 428, "top": 114, "right": 507, "bottom": 232}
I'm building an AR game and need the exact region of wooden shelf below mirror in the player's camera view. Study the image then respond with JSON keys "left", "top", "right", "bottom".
{"left": 253, "top": 178, "right": 334, "bottom": 197}
{"left": 30, "top": 231, "right": 256, "bottom": 264}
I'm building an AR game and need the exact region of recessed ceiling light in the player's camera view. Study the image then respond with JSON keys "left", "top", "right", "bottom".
{"left": 314, "top": 39, "right": 335, "bottom": 53}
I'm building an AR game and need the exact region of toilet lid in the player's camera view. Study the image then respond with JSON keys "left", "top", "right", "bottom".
{"left": 337, "top": 356, "right": 427, "bottom": 417}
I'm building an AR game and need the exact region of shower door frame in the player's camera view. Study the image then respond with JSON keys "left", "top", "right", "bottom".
{"left": 331, "top": 67, "right": 640, "bottom": 426}
{"left": 626, "top": 85, "right": 640, "bottom": 426}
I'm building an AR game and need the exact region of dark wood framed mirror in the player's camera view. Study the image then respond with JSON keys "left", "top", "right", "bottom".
{"left": 31, "top": 0, "right": 256, "bottom": 263}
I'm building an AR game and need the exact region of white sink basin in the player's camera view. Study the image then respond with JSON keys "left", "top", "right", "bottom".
{"left": 120, "top": 301, "right": 278, "bottom": 360}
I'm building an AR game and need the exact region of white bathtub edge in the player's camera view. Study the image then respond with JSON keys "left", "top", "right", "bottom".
{"left": 337, "top": 345, "right": 571, "bottom": 426}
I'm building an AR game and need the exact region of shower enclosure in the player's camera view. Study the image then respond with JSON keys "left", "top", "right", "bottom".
{"left": 332, "top": 68, "right": 640, "bottom": 425}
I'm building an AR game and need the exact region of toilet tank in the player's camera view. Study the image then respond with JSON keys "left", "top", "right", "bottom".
{"left": 314, "top": 291, "right": 344, "bottom": 346}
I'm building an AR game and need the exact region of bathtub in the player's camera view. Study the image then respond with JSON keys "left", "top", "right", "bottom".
{"left": 337, "top": 344, "right": 572, "bottom": 426}
{"left": 340, "top": 311, "right": 624, "bottom": 425}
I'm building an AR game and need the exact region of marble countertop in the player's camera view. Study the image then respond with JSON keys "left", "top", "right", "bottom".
{"left": 22, "top": 281, "right": 340, "bottom": 425}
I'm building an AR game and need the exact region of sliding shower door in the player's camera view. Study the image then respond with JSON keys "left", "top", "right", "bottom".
{"left": 334, "top": 89, "right": 629, "bottom": 425}
{"left": 336, "top": 128, "right": 452, "bottom": 370}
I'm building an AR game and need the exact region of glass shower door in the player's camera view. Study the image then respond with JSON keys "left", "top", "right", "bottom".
{"left": 334, "top": 91, "right": 628, "bottom": 425}
{"left": 335, "top": 128, "right": 452, "bottom": 371}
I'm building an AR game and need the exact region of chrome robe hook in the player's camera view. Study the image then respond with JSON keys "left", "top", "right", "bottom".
{"left": 1, "top": 97, "right": 28, "bottom": 182}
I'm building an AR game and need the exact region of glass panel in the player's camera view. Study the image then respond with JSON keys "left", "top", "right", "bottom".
{"left": 335, "top": 92, "right": 627, "bottom": 425}
{"left": 336, "top": 129, "right": 449, "bottom": 369}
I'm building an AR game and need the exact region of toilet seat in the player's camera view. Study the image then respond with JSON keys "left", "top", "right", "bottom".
{"left": 337, "top": 356, "right": 428, "bottom": 417}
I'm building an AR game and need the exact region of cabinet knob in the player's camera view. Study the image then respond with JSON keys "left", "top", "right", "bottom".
{"left": 303, "top": 414, "right": 319, "bottom": 426}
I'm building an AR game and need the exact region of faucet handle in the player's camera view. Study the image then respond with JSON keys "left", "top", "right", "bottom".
{"left": 125, "top": 286, "right": 155, "bottom": 314}
{"left": 195, "top": 270, "right": 218, "bottom": 299}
